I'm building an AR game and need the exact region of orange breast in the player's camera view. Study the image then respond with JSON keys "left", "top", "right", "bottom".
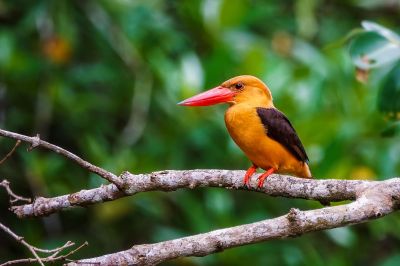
{"left": 224, "top": 104, "right": 311, "bottom": 178}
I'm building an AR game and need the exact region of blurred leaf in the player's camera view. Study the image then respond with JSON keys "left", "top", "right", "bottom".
{"left": 220, "top": 0, "right": 247, "bottom": 27}
{"left": 205, "top": 189, "right": 234, "bottom": 225}
{"left": 324, "top": 28, "right": 365, "bottom": 50}
{"left": 362, "top": 20, "right": 400, "bottom": 44}
{"left": 349, "top": 166, "right": 376, "bottom": 180}
{"left": 94, "top": 198, "right": 132, "bottom": 222}
{"left": 271, "top": 31, "right": 294, "bottom": 57}
{"left": 42, "top": 36, "right": 72, "bottom": 64}
{"left": 0, "top": 32, "right": 14, "bottom": 67}
{"left": 292, "top": 39, "right": 328, "bottom": 77}
{"left": 381, "top": 254, "right": 400, "bottom": 266}
{"left": 349, "top": 31, "right": 400, "bottom": 70}
{"left": 295, "top": 0, "right": 318, "bottom": 39}
{"left": 152, "top": 226, "right": 185, "bottom": 243}
{"left": 378, "top": 63, "right": 400, "bottom": 118}
{"left": 282, "top": 245, "right": 304, "bottom": 266}
{"left": 381, "top": 122, "right": 400, "bottom": 137}
{"left": 326, "top": 227, "right": 356, "bottom": 248}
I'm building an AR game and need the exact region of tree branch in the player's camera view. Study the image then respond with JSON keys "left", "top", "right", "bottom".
{"left": 68, "top": 179, "right": 400, "bottom": 265}
{"left": 10, "top": 170, "right": 370, "bottom": 218}
{"left": 0, "top": 128, "right": 123, "bottom": 189}
{"left": 2, "top": 127, "right": 400, "bottom": 265}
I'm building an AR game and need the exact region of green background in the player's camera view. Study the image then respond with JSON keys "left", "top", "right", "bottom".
{"left": 0, "top": 0, "right": 399, "bottom": 265}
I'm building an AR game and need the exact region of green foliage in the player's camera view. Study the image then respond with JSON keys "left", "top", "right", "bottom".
{"left": 349, "top": 21, "right": 400, "bottom": 70}
{"left": 1, "top": 1, "right": 400, "bottom": 265}
{"left": 348, "top": 21, "right": 400, "bottom": 136}
{"left": 379, "top": 64, "right": 400, "bottom": 120}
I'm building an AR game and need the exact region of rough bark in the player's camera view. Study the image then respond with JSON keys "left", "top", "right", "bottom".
{"left": 68, "top": 178, "right": 400, "bottom": 265}
{"left": 2, "top": 127, "right": 400, "bottom": 265}
{"left": 11, "top": 170, "right": 369, "bottom": 218}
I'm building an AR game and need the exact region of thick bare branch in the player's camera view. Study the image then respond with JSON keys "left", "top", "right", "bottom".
{"left": 0, "top": 128, "right": 122, "bottom": 188}
{"left": 68, "top": 179, "right": 400, "bottom": 265}
{"left": 0, "top": 127, "right": 366, "bottom": 218}
{"left": 2, "top": 127, "right": 400, "bottom": 265}
{"left": 10, "top": 170, "right": 371, "bottom": 218}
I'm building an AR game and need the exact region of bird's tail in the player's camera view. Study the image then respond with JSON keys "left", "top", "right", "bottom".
{"left": 299, "top": 163, "right": 313, "bottom": 179}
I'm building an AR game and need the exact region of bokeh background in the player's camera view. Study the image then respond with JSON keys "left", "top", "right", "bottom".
{"left": 1, "top": 0, "right": 400, "bottom": 265}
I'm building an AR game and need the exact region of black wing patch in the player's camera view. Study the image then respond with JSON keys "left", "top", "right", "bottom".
{"left": 256, "top": 107, "right": 309, "bottom": 163}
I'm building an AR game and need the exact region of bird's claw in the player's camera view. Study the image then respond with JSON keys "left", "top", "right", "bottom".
{"left": 243, "top": 176, "right": 251, "bottom": 188}
{"left": 257, "top": 176, "right": 267, "bottom": 188}
{"left": 243, "top": 164, "right": 258, "bottom": 187}
{"left": 243, "top": 173, "right": 250, "bottom": 186}
{"left": 256, "top": 168, "right": 276, "bottom": 188}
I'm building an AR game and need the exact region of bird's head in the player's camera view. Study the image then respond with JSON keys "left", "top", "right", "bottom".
{"left": 178, "top": 75, "right": 273, "bottom": 107}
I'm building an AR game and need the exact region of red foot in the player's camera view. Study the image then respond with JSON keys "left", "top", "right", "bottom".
{"left": 257, "top": 168, "right": 275, "bottom": 188}
{"left": 243, "top": 164, "right": 258, "bottom": 187}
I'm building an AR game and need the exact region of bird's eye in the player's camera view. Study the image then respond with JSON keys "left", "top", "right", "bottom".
{"left": 235, "top": 83, "right": 244, "bottom": 90}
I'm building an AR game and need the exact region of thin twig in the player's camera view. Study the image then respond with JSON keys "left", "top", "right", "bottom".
{"left": 0, "top": 242, "right": 88, "bottom": 266}
{"left": 0, "top": 222, "right": 45, "bottom": 266}
{"left": 0, "top": 140, "right": 21, "bottom": 165}
{"left": 0, "top": 128, "right": 123, "bottom": 189}
{"left": 32, "top": 240, "right": 74, "bottom": 254}
{"left": 56, "top": 241, "right": 89, "bottom": 262}
{"left": 0, "top": 180, "right": 31, "bottom": 204}
{"left": 0, "top": 222, "right": 87, "bottom": 266}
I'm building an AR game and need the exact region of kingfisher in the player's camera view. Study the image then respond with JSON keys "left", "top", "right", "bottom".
{"left": 179, "top": 75, "right": 312, "bottom": 187}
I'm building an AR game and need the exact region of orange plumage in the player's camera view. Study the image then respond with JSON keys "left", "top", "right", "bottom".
{"left": 179, "top": 75, "right": 312, "bottom": 187}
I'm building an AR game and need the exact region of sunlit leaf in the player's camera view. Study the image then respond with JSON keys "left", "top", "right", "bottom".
{"left": 362, "top": 20, "right": 400, "bottom": 44}
{"left": 349, "top": 32, "right": 400, "bottom": 70}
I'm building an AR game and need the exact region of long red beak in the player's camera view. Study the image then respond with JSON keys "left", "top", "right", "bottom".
{"left": 178, "top": 86, "right": 235, "bottom": 106}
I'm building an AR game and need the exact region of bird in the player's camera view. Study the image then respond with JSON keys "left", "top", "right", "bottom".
{"left": 178, "top": 75, "right": 312, "bottom": 188}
